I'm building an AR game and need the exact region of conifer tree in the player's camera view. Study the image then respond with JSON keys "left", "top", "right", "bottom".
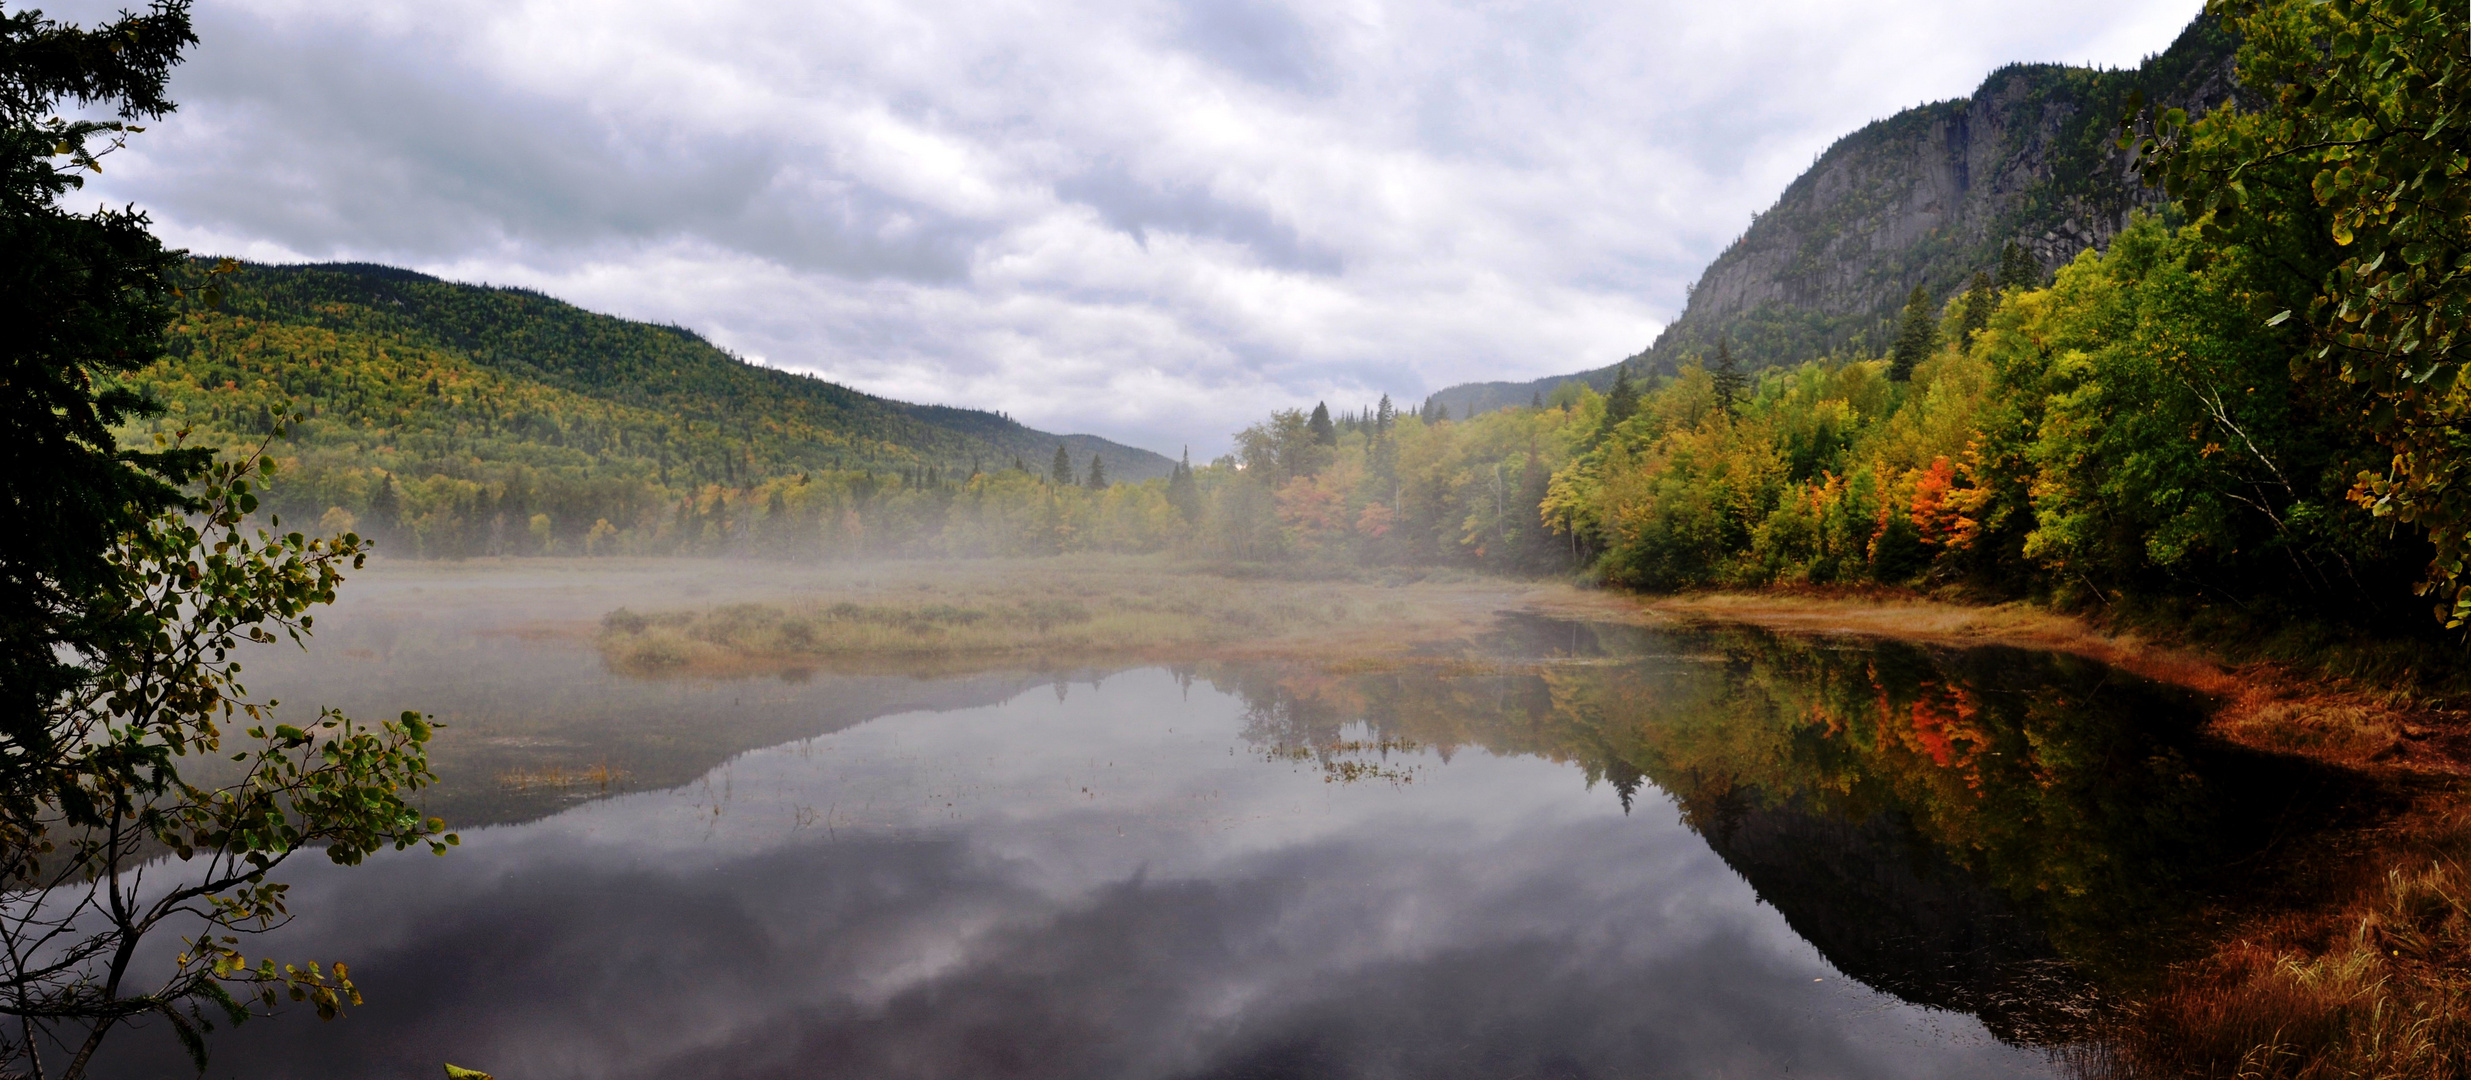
{"left": 1711, "top": 339, "right": 1747, "bottom": 419}
{"left": 1307, "top": 401, "right": 1336, "bottom": 446}
{"left": 1531, "top": 391, "right": 1544, "bottom": 410}
{"left": 1997, "top": 241, "right": 2039, "bottom": 292}
{"left": 1888, "top": 285, "right": 1935, "bottom": 381}
{"left": 1957, "top": 271, "right": 1996, "bottom": 346}
{"left": 1166, "top": 447, "right": 1201, "bottom": 522}
{"left": 1050, "top": 444, "right": 1073, "bottom": 485}
{"left": 1084, "top": 453, "right": 1106, "bottom": 489}
{"left": 1603, "top": 360, "right": 1639, "bottom": 430}
{"left": 1374, "top": 394, "right": 1394, "bottom": 435}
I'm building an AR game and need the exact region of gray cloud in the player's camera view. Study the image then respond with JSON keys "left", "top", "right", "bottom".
{"left": 1055, "top": 163, "right": 1345, "bottom": 275}
{"left": 1172, "top": 0, "right": 1331, "bottom": 93}
{"left": 57, "top": 0, "right": 2205, "bottom": 454}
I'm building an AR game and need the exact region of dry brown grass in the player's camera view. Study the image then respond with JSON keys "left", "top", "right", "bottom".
{"left": 496, "top": 762, "right": 626, "bottom": 792}
{"left": 2101, "top": 810, "right": 2471, "bottom": 1080}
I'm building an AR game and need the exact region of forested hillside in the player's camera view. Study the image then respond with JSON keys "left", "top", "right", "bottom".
{"left": 130, "top": 261, "right": 1172, "bottom": 556}
{"left": 1427, "top": 14, "right": 2241, "bottom": 418}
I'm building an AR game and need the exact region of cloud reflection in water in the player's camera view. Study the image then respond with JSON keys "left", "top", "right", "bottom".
{"left": 95, "top": 668, "right": 2048, "bottom": 1080}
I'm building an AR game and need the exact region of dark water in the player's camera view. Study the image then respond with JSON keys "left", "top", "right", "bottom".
{"left": 88, "top": 569, "right": 2371, "bottom": 1080}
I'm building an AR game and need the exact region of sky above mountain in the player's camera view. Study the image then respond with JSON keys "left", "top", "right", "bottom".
{"left": 62, "top": 0, "right": 2202, "bottom": 456}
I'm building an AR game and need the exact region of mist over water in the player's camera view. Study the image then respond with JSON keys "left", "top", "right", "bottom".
{"left": 86, "top": 562, "right": 2357, "bottom": 1079}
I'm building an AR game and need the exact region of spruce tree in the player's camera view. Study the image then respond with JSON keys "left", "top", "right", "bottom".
{"left": 1888, "top": 285, "right": 1935, "bottom": 382}
{"left": 1957, "top": 271, "right": 1996, "bottom": 346}
{"left": 1307, "top": 401, "right": 1336, "bottom": 446}
{"left": 1997, "top": 241, "right": 2040, "bottom": 292}
{"left": 1050, "top": 444, "right": 1073, "bottom": 485}
{"left": 1711, "top": 339, "right": 1747, "bottom": 419}
{"left": 1530, "top": 391, "right": 1544, "bottom": 410}
{"left": 1374, "top": 394, "right": 1394, "bottom": 434}
{"left": 1084, "top": 453, "right": 1106, "bottom": 489}
{"left": 0, "top": 1, "right": 207, "bottom": 758}
{"left": 1166, "top": 447, "right": 1201, "bottom": 522}
{"left": 1603, "top": 360, "right": 1639, "bottom": 429}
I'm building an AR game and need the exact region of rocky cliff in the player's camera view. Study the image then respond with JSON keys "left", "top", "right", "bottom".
{"left": 1429, "top": 16, "right": 2241, "bottom": 418}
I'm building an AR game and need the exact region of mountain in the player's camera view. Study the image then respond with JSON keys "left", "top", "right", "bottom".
{"left": 180, "top": 261, "right": 1170, "bottom": 481}
{"left": 129, "top": 261, "right": 1175, "bottom": 555}
{"left": 1426, "top": 16, "right": 2242, "bottom": 418}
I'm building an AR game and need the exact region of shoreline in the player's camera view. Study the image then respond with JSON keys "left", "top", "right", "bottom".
{"left": 1629, "top": 588, "right": 2471, "bottom": 779}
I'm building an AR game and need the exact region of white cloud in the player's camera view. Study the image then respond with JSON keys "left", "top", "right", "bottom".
{"left": 62, "top": 0, "right": 2204, "bottom": 454}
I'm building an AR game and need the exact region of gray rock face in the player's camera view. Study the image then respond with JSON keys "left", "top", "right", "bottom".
{"left": 1428, "top": 16, "right": 2241, "bottom": 419}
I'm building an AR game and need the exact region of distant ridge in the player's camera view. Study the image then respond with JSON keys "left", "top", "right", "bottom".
{"left": 1427, "top": 16, "right": 2241, "bottom": 418}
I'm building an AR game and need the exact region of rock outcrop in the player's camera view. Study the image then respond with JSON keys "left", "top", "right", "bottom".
{"left": 1429, "top": 16, "right": 2241, "bottom": 418}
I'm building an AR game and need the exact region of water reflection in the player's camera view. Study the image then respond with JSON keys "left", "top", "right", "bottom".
{"left": 89, "top": 599, "right": 2369, "bottom": 1079}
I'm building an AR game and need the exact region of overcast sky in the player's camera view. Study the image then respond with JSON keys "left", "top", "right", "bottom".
{"left": 61, "top": 0, "right": 2202, "bottom": 455}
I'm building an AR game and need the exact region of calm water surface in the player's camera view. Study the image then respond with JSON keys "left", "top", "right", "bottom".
{"left": 90, "top": 565, "right": 2365, "bottom": 1080}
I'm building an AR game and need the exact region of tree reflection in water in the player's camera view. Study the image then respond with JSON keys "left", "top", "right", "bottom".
{"left": 1209, "top": 615, "right": 2381, "bottom": 1045}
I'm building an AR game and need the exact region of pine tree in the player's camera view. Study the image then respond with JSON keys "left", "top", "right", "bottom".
{"left": 1957, "top": 271, "right": 1997, "bottom": 346}
{"left": 1711, "top": 339, "right": 1746, "bottom": 419}
{"left": 1374, "top": 394, "right": 1394, "bottom": 435}
{"left": 1084, "top": 453, "right": 1106, "bottom": 489}
{"left": 1530, "top": 391, "right": 1544, "bottom": 410}
{"left": 1997, "top": 241, "right": 2040, "bottom": 292}
{"left": 1889, "top": 285, "right": 1936, "bottom": 382}
{"left": 1307, "top": 401, "right": 1336, "bottom": 446}
{"left": 1050, "top": 444, "right": 1073, "bottom": 485}
{"left": 1603, "top": 360, "right": 1639, "bottom": 429}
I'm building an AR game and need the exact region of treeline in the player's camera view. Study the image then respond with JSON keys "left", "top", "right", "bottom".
{"left": 1537, "top": 211, "right": 2428, "bottom": 628}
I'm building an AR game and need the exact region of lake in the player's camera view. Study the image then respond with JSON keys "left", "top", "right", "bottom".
{"left": 90, "top": 564, "right": 2371, "bottom": 1080}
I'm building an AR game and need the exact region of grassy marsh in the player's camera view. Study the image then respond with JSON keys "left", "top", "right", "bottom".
{"left": 592, "top": 555, "right": 1608, "bottom": 675}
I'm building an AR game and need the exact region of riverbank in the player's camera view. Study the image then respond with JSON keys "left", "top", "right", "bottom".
{"left": 1641, "top": 590, "right": 2471, "bottom": 778}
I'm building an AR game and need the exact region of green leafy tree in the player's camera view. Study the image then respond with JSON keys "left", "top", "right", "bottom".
{"left": 0, "top": 442, "right": 453, "bottom": 1078}
{"left": 0, "top": 0, "right": 208, "bottom": 799}
{"left": 2146, "top": 0, "right": 2471, "bottom": 624}
{"left": 1889, "top": 285, "right": 1936, "bottom": 381}
{"left": 1050, "top": 444, "right": 1074, "bottom": 486}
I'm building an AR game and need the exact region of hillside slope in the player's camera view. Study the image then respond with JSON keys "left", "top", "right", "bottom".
{"left": 129, "top": 261, "right": 1173, "bottom": 556}
{"left": 1429, "top": 16, "right": 2240, "bottom": 417}
{"left": 200, "top": 262, "right": 1169, "bottom": 479}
